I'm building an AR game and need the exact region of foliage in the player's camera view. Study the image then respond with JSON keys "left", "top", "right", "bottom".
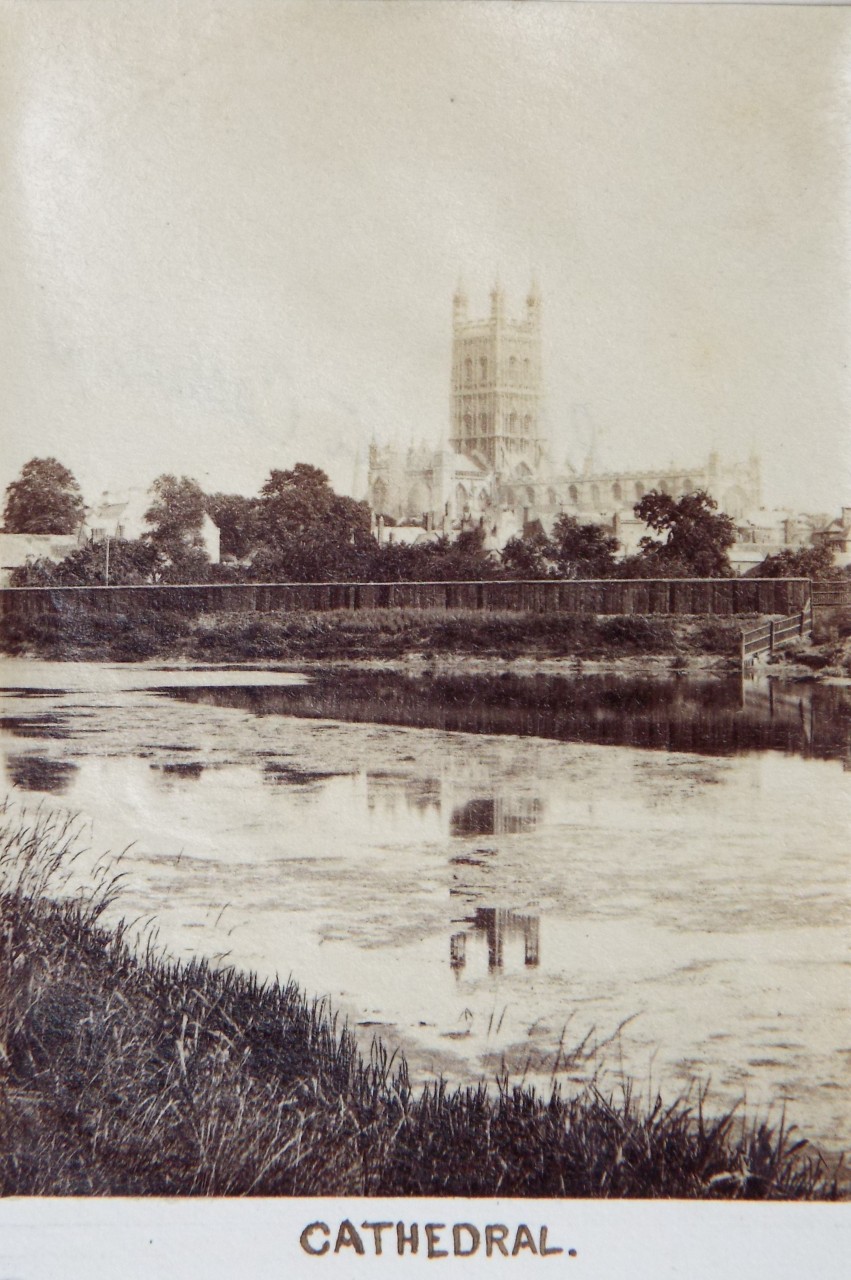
{"left": 145, "top": 475, "right": 206, "bottom": 554}
{"left": 144, "top": 475, "right": 211, "bottom": 581}
{"left": 416, "top": 527, "right": 500, "bottom": 581}
{"left": 255, "top": 465, "right": 373, "bottom": 580}
{"left": 550, "top": 513, "right": 619, "bottom": 578}
{"left": 3, "top": 458, "right": 84, "bottom": 535}
{"left": 8, "top": 539, "right": 159, "bottom": 587}
{"left": 498, "top": 519, "right": 619, "bottom": 581}
{"left": 634, "top": 490, "right": 735, "bottom": 578}
{"left": 500, "top": 531, "right": 555, "bottom": 578}
{"left": 755, "top": 544, "right": 837, "bottom": 581}
{"left": 204, "top": 493, "right": 261, "bottom": 560}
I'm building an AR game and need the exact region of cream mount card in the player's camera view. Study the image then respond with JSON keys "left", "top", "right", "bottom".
{"left": 0, "top": 2, "right": 849, "bottom": 1277}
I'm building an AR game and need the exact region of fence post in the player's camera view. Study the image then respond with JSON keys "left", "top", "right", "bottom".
{"left": 769, "top": 619, "right": 775, "bottom": 653}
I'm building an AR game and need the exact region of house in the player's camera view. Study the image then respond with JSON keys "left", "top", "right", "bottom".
{"left": 81, "top": 489, "right": 221, "bottom": 564}
{"left": 812, "top": 506, "right": 851, "bottom": 569}
{"left": 0, "top": 532, "right": 83, "bottom": 586}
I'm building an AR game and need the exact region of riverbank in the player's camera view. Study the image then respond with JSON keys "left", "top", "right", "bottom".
{"left": 0, "top": 806, "right": 841, "bottom": 1199}
{"left": 1, "top": 605, "right": 744, "bottom": 669}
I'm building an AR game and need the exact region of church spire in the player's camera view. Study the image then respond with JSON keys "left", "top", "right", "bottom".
{"left": 490, "top": 273, "right": 505, "bottom": 321}
{"left": 526, "top": 274, "right": 541, "bottom": 327}
{"left": 452, "top": 275, "right": 468, "bottom": 325}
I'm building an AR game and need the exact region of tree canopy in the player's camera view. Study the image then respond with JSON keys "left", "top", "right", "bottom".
{"left": 204, "top": 493, "right": 261, "bottom": 560}
{"left": 255, "top": 464, "right": 373, "bottom": 580}
{"left": 634, "top": 489, "right": 735, "bottom": 578}
{"left": 550, "top": 513, "right": 619, "bottom": 578}
{"left": 3, "top": 458, "right": 84, "bottom": 535}
{"left": 754, "top": 543, "right": 838, "bottom": 581}
{"left": 143, "top": 475, "right": 210, "bottom": 580}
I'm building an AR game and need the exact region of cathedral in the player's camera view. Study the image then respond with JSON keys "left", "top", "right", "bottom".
{"left": 367, "top": 280, "right": 762, "bottom": 550}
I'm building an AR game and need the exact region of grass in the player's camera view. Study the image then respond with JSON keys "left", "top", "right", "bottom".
{"left": 0, "top": 802, "right": 842, "bottom": 1199}
{"left": 0, "top": 603, "right": 742, "bottom": 664}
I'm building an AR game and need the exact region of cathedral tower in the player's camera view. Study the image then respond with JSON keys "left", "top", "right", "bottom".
{"left": 450, "top": 278, "right": 543, "bottom": 474}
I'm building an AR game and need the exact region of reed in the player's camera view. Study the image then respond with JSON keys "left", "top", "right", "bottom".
{"left": 0, "top": 804, "right": 841, "bottom": 1199}
{"left": 0, "top": 604, "right": 742, "bottom": 664}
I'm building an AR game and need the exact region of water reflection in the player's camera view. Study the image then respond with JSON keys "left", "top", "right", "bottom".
{"left": 150, "top": 761, "right": 206, "bottom": 784}
{"left": 1, "top": 661, "right": 849, "bottom": 1153}
{"left": 153, "top": 672, "right": 851, "bottom": 763}
{"left": 451, "top": 908, "right": 541, "bottom": 972}
{"left": 5, "top": 753, "right": 79, "bottom": 794}
{"left": 0, "top": 714, "right": 70, "bottom": 740}
{"left": 451, "top": 796, "right": 542, "bottom": 836}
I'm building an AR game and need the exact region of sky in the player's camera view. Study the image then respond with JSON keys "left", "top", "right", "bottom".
{"left": 0, "top": 0, "right": 849, "bottom": 515}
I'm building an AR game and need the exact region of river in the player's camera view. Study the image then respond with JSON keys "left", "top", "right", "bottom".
{"left": 1, "top": 658, "right": 849, "bottom": 1156}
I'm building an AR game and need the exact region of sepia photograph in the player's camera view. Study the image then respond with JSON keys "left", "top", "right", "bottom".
{"left": 0, "top": 1, "right": 849, "bottom": 1275}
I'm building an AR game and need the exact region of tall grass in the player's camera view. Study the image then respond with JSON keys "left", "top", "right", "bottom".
{"left": 0, "top": 803, "right": 841, "bottom": 1198}
{"left": 1, "top": 603, "right": 741, "bottom": 663}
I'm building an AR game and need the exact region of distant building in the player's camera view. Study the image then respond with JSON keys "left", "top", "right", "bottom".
{"left": 812, "top": 506, "right": 851, "bottom": 568}
{"left": 367, "top": 281, "right": 763, "bottom": 550}
{"left": 81, "top": 489, "right": 221, "bottom": 564}
{"left": 0, "top": 532, "right": 82, "bottom": 587}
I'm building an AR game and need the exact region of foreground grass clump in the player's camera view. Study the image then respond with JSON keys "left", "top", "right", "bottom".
{"left": 0, "top": 809, "right": 840, "bottom": 1198}
{"left": 1, "top": 603, "right": 741, "bottom": 663}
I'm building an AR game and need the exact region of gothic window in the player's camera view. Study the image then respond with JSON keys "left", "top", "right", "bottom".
{"left": 635, "top": 482, "right": 645, "bottom": 500}
{"left": 547, "top": 488, "right": 557, "bottom": 506}
{"left": 372, "top": 478, "right": 388, "bottom": 512}
{"left": 455, "top": 483, "right": 469, "bottom": 510}
{"left": 464, "top": 412, "right": 473, "bottom": 431}
{"left": 612, "top": 482, "right": 622, "bottom": 502}
{"left": 479, "top": 356, "right": 487, "bottom": 382}
{"left": 479, "top": 412, "right": 488, "bottom": 432}
{"left": 523, "top": 414, "right": 532, "bottom": 434}
{"left": 591, "top": 484, "right": 600, "bottom": 506}
{"left": 684, "top": 477, "right": 694, "bottom": 492}
{"left": 508, "top": 411, "right": 518, "bottom": 434}
{"left": 569, "top": 485, "right": 578, "bottom": 503}
{"left": 465, "top": 357, "right": 473, "bottom": 385}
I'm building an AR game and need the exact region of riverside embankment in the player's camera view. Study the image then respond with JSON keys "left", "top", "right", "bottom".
{"left": 0, "top": 803, "right": 842, "bottom": 1198}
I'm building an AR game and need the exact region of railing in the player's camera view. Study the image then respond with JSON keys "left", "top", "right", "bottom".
{"left": 0, "top": 577, "right": 813, "bottom": 621}
{"left": 741, "top": 599, "right": 813, "bottom": 668}
{"left": 812, "top": 582, "right": 851, "bottom": 609}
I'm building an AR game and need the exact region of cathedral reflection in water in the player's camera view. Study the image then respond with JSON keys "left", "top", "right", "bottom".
{"left": 451, "top": 907, "right": 540, "bottom": 973}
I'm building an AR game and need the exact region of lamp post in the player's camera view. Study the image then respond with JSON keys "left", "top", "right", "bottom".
{"left": 104, "top": 535, "right": 110, "bottom": 587}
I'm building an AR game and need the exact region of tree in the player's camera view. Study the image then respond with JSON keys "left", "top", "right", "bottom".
{"left": 204, "top": 493, "right": 261, "bottom": 560}
{"left": 500, "top": 530, "right": 556, "bottom": 579}
{"left": 550, "top": 513, "right": 619, "bottom": 578}
{"left": 417, "top": 526, "right": 499, "bottom": 581}
{"left": 9, "top": 539, "right": 159, "bottom": 587}
{"left": 144, "top": 475, "right": 210, "bottom": 579}
{"left": 255, "top": 464, "right": 373, "bottom": 580}
{"left": 634, "top": 489, "right": 735, "bottom": 578}
{"left": 3, "top": 458, "right": 84, "bottom": 534}
{"left": 754, "top": 544, "right": 837, "bottom": 580}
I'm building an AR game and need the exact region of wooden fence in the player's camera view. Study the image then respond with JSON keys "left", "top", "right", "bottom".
{"left": 812, "top": 582, "right": 851, "bottom": 609}
{"left": 0, "top": 577, "right": 813, "bottom": 622}
{"left": 740, "top": 599, "right": 814, "bottom": 668}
